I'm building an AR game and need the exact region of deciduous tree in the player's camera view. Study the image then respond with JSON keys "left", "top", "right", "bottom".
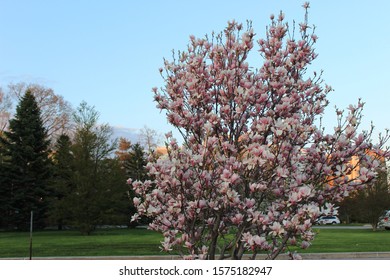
{"left": 340, "top": 167, "right": 390, "bottom": 230}
{"left": 115, "top": 137, "right": 132, "bottom": 164}
{"left": 69, "top": 101, "right": 118, "bottom": 234}
{"left": 7, "top": 82, "right": 73, "bottom": 141}
{"left": 138, "top": 125, "right": 162, "bottom": 154}
{"left": 131, "top": 4, "right": 389, "bottom": 259}
{"left": 0, "top": 87, "right": 12, "bottom": 133}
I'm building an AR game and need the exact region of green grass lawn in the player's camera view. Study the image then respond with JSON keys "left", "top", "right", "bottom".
{"left": 299, "top": 228, "right": 390, "bottom": 254}
{"left": 1, "top": 227, "right": 390, "bottom": 258}
{"left": 0, "top": 228, "right": 165, "bottom": 258}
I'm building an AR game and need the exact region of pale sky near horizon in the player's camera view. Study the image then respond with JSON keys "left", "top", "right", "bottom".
{"left": 1, "top": 0, "right": 389, "bottom": 144}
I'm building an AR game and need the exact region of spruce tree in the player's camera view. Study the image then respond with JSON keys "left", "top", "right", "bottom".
{"left": 0, "top": 90, "right": 51, "bottom": 230}
{"left": 122, "top": 143, "right": 150, "bottom": 226}
{"left": 0, "top": 133, "right": 11, "bottom": 228}
{"left": 125, "top": 143, "right": 148, "bottom": 181}
{"left": 48, "top": 134, "right": 74, "bottom": 230}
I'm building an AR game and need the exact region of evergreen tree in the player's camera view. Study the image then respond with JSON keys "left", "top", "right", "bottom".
{"left": 48, "top": 134, "right": 74, "bottom": 230}
{"left": 95, "top": 157, "right": 132, "bottom": 227}
{"left": 118, "top": 142, "right": 150, "bottom": 226}
{"left": 125, "top": 143, "right": 148, "bottom": 181}
{"left": 0, "top": 91, "right": 51, "bottom": 230}
{"left": 0, "top": 132, "right": 10, "bottom": 228}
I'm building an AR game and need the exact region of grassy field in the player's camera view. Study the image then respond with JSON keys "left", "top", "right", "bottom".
{"left": 0, "top": 228, "right": 164, "bottom": 258}
{"left": 298, "top": 228, "right": 390, "bottom": 253}
{"left": 1, "top": 227, "right": 390, "bottom": 258}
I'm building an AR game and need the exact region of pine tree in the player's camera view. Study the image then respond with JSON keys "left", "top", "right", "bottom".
{"left": 0, "top": 133, "right": 11, "bottom": 228}
{"left": 48, "top": 134, "right": 74, "bottom": 230}
{"left": 0, "top": 90, "right": 51, "bottom": 230}
{"left": 120, "top": 142, "right": 150, "bottom": 226}
{"left": 125, "top": 143, "right": 148, "bottom": 182}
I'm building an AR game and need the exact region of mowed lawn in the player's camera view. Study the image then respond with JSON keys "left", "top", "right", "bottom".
{"left": 1, "top": 227, "right": 390, "bottom": 258}
{"left": 0, "top": 228, "right": 165, "bottom": 258}
{"left": 300, "top": 227, "right": 390, "bottom": 254}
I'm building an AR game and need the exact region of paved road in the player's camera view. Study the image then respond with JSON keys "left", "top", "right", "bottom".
{"left": 313, "top": 225, "right": 374, "bottom": 229}
{"left": 4, "top": 252, "right": 390, "bottom": 260}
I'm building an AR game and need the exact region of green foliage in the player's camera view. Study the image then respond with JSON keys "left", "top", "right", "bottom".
{"left": 48, "top": 134, "right": 74, "bottom": 230}
{"left": 339, "top": 168, "right": 390, "bottom": 230}
{"left": 66, "top": 101, "right": 129, "bottom": 235}
{"left": 125, "top": 143, "right": 149, "bottom": 181}
{"left": 0, "top": 91, "right": 52, "bottom": 230}
{"left": 0, "top": 95, "right": 142, "bottom": 233}
{"left": 0, "top": 133, "right": 9, "bottom": 228}
{"left": 115, "top": 140, "right": 150, "bottom": 225}
{"left": 93, "top": 158, "right": 133, "bottom": 226}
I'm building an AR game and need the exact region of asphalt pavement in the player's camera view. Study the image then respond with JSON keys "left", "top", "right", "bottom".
{"left": 4, "top": 251, "right": 390, "bottom": 260}
{"left": 313, "top": 224, "right": 373, "bottom": 229}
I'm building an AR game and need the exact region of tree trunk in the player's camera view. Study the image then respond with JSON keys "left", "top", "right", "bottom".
{"left": 208, "top": 214, "right": 221, "bottom": 260}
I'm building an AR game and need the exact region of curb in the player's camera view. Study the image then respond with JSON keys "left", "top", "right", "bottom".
{"left": 3, "top": 252, "right": 390, "bottom": 260}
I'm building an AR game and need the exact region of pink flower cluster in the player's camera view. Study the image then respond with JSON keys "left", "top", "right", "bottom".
{"left": 131, "top": 6, "right": 389, "bottom": 260}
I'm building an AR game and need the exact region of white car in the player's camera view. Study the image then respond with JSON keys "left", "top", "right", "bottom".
{"left": 316, "top": 216, "right": 340, "bottom": 225}
{"left": 377, "top": 210, "right": 390, "bottom": 230}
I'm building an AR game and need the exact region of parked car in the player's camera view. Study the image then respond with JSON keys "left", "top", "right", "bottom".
{"left": 377, "top": 210, "right": 390, "bottom": 230}
{"left": 315, "top": 216, "right": 340, "bottom": 225}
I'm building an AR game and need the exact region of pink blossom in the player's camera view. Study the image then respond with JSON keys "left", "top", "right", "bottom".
{"left": 130, "top": 7, "right": 390, "bottom": 260}
{"left": 231, "top": 213, "right": 244, "bottom": 225}
{"left": 221, "top": 169, "right": 231, "bottom": 181}
{"left": 289, "top": 192, "right": 299, "bottom": 204}
{"left": 278, "top": 12, "right": 285, "bottom": 22}
{"left": 230, "top": 173, "right": 240, "bottom": 184}
{"left": 131, "top": 213, "right": 140, "bottom": 223}
{"left": 301, "top": 241, "right": 310, "bottom": 249}
{"left": 198, "top": 199, "right": 207, "bottom": 209}
{"left": 161, "top": 237, "right": 173, "bottom": 252}
{"left": 245, "top": 198, "right": 256, "bottom": 208}
{"left": 298, "top": 186, "right": 311, "bottom": 198}
{"left": 133, "top": 197, "right": 141, "bottom": 206}
{"left": 291, "top": 252, "right": 303, "bottom": 260}
{"left": 270, "top": 222, "right": 285, "bottom": 236}
{"left": 276, "top": 167, "right": 289, "bottom": 178}
{"left": 184, "top": 241, "right": 193, "bottom": 248}
{"left": 253, "top": 235, "right": 266, "bottom": 246}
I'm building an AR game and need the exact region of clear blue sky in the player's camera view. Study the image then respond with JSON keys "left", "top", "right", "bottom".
{"left": 1, "top": 0, "right": 389, "bottom": 143}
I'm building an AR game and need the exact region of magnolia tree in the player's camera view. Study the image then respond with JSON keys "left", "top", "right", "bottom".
{"left": 130, "top": 4, "right": 389, "bottom": 259}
